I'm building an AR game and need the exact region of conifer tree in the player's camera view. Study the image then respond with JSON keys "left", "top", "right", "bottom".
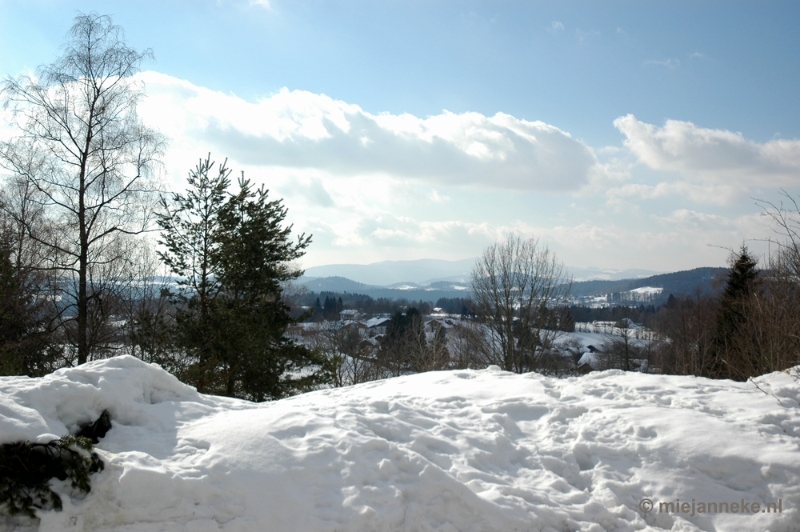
{"left": 210, "top": 175, "right": 326, "bottom": 400}
{"left": 157, "top": 155, "right": 229, "bottom": 391}
{"left": 708, "top": 245, "right": 759, "bottom": 379}
{"left": 157, "top": 156, "right": 330, "bottom": 399}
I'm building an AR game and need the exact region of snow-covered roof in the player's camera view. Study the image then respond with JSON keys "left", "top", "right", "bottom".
{"left": 364, "top": 316, "right": 391, "bottom": 328}
{"left": 577, "top": 351, "right": 600, "bottom": 369}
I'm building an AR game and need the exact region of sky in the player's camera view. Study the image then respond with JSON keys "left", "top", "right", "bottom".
{"left": 1, "top": 0, "right": 799, "bottom": 271}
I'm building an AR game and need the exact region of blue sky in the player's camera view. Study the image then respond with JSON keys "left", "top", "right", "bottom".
{"left": 2, "top": 1, "right": 800, "bottom": 271}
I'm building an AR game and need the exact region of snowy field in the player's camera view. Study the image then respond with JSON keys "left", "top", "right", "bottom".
{"left": 2, "top": 356, "right": 800, "bottom": 532}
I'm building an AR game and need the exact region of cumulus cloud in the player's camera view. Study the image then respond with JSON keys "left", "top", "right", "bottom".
{"left": 135, "top": 71, "right": 597, "bottom": 192}
{"left": 0, "top": 106, "right": 20, "bottom": 142}
{"left": 612, "top": 115, "right": 800, "bottom": 206}
{"left": 615, "top": 115, "right": 800, "bottom": 182}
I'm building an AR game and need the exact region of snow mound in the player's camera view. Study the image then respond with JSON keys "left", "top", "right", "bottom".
{"left": 2, "top": 356, "right": 799, "bottom": 531}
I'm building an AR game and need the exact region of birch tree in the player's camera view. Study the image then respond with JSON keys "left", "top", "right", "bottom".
{"left": 0, "top": 13, "right": 165, "bottom": 364}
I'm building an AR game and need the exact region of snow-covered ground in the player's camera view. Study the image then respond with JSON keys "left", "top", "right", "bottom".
{"left": 2, "top": 356, "right": 799, "bottom": 531}
{"left": 628, "top": 287, "right": 663, "bottom": 296}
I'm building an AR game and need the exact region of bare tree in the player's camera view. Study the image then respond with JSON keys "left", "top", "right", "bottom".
{"left": 757, "top": 191, "right": 800, "bottom": 278}
{"left": 0, "top": 13, "right": 165, "bottom": 364}
{"left": 470, "top": 234, "right": 571, "bottom": 373}
{"left": 119, "top": 238, "right": 179, "bottom": 367}
{"left": 600, "top": 319, "right": 643, "bottom": 372}
{"left": 415, "top": 320, "right": 451, "bottom": 372}
{"left": 447, "top": 320, "right": 493, "bottom": 369}
{"left": 651, "top": 291, "right": 717, "bottom": 376}
{"left": 304, "top": 321, "right": 381, "bottom": 387}
{"left": 720, "top": 193, "right": 800, "bottom": 376}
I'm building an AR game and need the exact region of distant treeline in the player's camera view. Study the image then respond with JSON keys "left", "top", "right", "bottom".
{"left": 295, "top": 290, "right": 666, "bottom": 327}
{"left": 569, "top": 305, "right": 658, "bottom": 326}
{"left": 293, "top": 292, "right": 477, "bottom": 320}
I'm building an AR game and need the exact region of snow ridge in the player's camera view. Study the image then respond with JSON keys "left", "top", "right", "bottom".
{"left": 1, "top": 357, "right": 799, "bottom": 531}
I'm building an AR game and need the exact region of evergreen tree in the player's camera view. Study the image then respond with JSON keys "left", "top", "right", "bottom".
{"left": 210, "top": 176, "right": 326, "bottom": 400}
{"left": 708, "top": 245, "right": 759, "bottom": 379}
{"left": 0, "top": 233, "right": 58, "bottom": 376}
{"left": 157, "top": 156, "right": 330, "bottom": 400}
{"left": 157, "top": 155, "right": 230, "bottom": 391}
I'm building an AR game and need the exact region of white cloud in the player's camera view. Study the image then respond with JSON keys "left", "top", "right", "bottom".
{"left": 135, "top": 71, "right": 597, "bottom": 192}
{"left": 543, "top": 215, "right": 771, "bottom": 271}
{"left": 614, "top": 114, "right": 800, "bottom": 188}
{"left": 4, "top": 72, "right": 784, "bottom": 272}
{"left": 549, "top": 21, "right": 564, "bottom": 33}
{"left": 605, "top": 182, "right": 745, "bottom": 206}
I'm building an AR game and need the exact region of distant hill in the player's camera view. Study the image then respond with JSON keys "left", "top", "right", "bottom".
{"left": 296, "top": 266, "right": 729, "bottom": 307}
{"left": 297, "top": 276, "right": 373, "bottom": 293}
{"left": 295, "top": 276, "right": 471, "bottom": 303}
{"left": 302, "top": 259, "right": 662, "bottom": 287}
{"left": 567, "top": 267, "right": 661, "bottom": 282}
{"left": 569, "top": 267, "right": 728, "bottom": 304}
{"left": 301, "top": 258, "right": 475, "bottom": 286}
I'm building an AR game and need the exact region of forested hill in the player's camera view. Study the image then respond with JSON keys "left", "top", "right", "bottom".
{"left": 296, "top": 267, "right": 729, "bottom": 306}
{"left": 567, "top": 267, "right": 728, "bottom": 298}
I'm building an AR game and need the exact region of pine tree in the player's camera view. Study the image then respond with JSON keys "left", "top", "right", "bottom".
{"left": 210, "top": 175, "right": 326, "bottom": 400}
{"left": 157, "top": 156, "right": 330, "bottom": 399}
{"left": 0, "top": 233, "right": 57, "bottom": 376}
{"left": 708, "top": 245, "right": 759, "bottom": 379}
{"left": 157, "top": 155, "right": 230, "bottom": 391}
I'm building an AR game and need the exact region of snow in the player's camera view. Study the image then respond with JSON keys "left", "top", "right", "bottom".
{"left": 628, "top": 287, "right": 663, "bottom": 295}
{"left": 2, "top": 356, "right": 800, "bottom": 531}
{"left": 364, "top": 317, "right": 391, "bottom": 328}
{"left": 577, "top": 352, "right": 600, "bottom": 369}
{"left": 560, "top": 331, "right": 610, "bottom": 349}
